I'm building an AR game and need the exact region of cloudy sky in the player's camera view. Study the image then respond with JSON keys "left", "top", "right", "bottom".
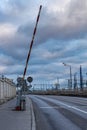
{"left": 0, "top": 0, "right": 87, "bottom": 86}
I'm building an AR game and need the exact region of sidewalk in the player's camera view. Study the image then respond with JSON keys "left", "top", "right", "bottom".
{"left": 0, "top": 95, "right": 36, "bottom": 130}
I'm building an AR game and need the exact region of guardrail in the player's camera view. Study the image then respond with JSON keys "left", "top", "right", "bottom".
{"left": 31, "top": 88, "right": 87, "bottom": 97}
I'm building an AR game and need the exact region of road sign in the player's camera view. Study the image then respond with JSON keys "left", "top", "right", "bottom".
{"left": 27, "top": 77, "right": 33, "bottom": 83}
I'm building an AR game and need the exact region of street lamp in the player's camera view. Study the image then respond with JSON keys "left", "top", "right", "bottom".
{"left": 86, "top": 73, "right": 87, "bottom": 87}
{"left": 62, "top": 62, "right": 72, "bottom": 89}
{"left": 74, "top": 72, "right": 77, "bottom": 89}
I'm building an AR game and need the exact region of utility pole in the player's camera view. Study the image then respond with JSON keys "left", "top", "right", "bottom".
{"left": 74, "top": 72, "right": 77, "bottom": 89}
{"left": 70, "top": 65, "right": 72, "bottom": 89}
{"left": 80, "top": 65, "right": 83, "bottom": 91}
{"left": 86, "top": 73, "right": 87, "bottom": 87}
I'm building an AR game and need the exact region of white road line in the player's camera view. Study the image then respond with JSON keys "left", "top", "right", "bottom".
{"left": 40, "top": 106, "right": 59, "bottom": 109}
{"left": 60, "top": 102, "right": 87, "bottom": 114}
{"left": 71, "top": 106, "right": 87, "bottom": 114}
{"left": 50, "top": 100, "right": 87, "bottom": 114}
{"left": 38, "top": 96, "right": 87, "bottom": 114}
{"left": 40, "top": 104, "right": 87, "bottom": 114}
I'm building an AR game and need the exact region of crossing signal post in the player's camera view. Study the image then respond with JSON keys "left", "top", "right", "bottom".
{"left": 15, "top": 5, "right": 42, "bottom": 111}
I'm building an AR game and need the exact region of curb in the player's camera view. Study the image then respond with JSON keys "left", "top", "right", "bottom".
{"left": 30, "top": 98, "right": 36, "bottom": 130}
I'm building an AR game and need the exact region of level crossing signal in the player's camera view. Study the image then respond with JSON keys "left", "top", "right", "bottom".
{"left": 27, "top": 76, "right": 33, "bottom": 83}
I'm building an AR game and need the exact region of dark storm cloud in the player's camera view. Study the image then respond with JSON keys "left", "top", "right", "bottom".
{"left": 0, "top": 0, "right": 87, "bottom": 83}
{"left": 18, "top": 0, "right": 87, "bottom": 45}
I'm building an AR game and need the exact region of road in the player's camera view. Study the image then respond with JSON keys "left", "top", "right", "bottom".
{"left": 29, "top": 95, "right": 87, "bottom": 130}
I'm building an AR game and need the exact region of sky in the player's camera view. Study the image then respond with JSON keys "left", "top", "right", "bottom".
{"left": 0, "top": 0, "right": 87, "bottom": 87}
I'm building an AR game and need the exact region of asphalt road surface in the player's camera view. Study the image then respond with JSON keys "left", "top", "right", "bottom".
{"left": 29, "top": 95, "right": 87, "bottom": 130}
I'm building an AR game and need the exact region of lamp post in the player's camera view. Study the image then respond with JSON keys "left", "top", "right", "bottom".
{"left": 62, "top": 63, "right": 72, "bottom": 89}
{"left": 86, "top": 73, "right": 87, "bottom": 88}
{"left": 80, "top": 65, "right": 83, "bottom": 91}
{"left": 74, "top": 72, "right": 77, "bottom": 89}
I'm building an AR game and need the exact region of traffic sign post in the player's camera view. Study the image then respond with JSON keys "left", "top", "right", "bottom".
{"left": 15, "top": 77, "right": 26, "bottom": 111}
{"left": 15, "top": 5, "right": 42, "bottom": 111}
{"left": 15, "top": 76, "right": 33, "bottom": 111}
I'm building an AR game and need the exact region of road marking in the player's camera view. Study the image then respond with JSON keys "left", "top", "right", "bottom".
{"left": 40, "top": 105, "right": 87, "bottom": 114}
{"left": 54, "top": 100, "right": 87, "bottom": 114}
{"left": 40, "top": 106, "right": 59, "bottom": 109}
{"left": 53, "top": 100, "right": 87, "bottom": 114}
{"left": 39, "top": 97, "right": 87, "bottom": 114}
{"left": 36, "top": 96, "right": 87, "bottom": 114}
{"left": 71, "top": 106, "right": 87, "bottom": 114}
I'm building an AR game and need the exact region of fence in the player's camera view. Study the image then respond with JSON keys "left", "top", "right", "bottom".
{"left": 0, "top": 77, "right": 16, "bottom": 104}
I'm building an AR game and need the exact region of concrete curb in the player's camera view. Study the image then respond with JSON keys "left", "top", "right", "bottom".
{"left": 29, "top": 98, "right": 36, "bottom": 130}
